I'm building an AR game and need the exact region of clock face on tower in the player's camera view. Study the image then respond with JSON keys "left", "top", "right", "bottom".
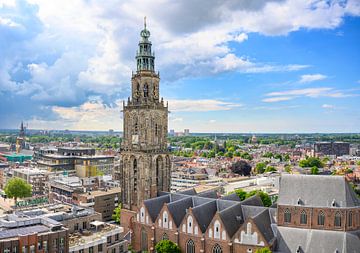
{"left": 132, "top": 134, "right": 139, "bottom": 144}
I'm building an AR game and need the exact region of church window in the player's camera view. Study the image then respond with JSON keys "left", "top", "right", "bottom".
{"left": 300, "top": 210, "right": 307, "bottom": 224}
{"left": 186, "top": 239, "right": 195, "bottom": 253}
{"left": 318, "top": 211, "right": 325, "bottom": 226}
{"left": 187, "top": 216, "right": 193, "bottom": 234}
{"left": 284, "top": 208, "right": 291, "bottom": 223}
{"left": 162, "top": 233, "right": 168, "bottom": 240}
{"left": 348, "top": 211, "right": 353, "bottom": 227}
{"left": 334, "top": 211, "right": 341, "bottom": 227}
{"left": 140, "top": 207, "right": 145, "bottom": 223}
{"left": 144, "top": 83, "right": 149, "bottom": 97}
{"left": 163, "top": 211, "right": 168, "bottom": 228}
{"left": 214, "top": 220, "right": 221, "bottom": 239}
{"left": 213, "top": 244, "right": 222, "bottom": 253}
{"left": 141, "top": 227, "right": 148, "bottom": 251}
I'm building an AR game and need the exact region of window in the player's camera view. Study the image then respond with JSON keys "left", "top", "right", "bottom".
{"left": 60, "top": 238, "right": 64, "bottom": 247}
{"left": 4, "top": 248, "right": 10, "bottom": 253}
{"left": 318, "top": 211, "right": 325, "bottom": 226}
{"left": 348, "top": 211, "right": 353, "bottom": 227}
{"left": 12, "top": 246, "right": 17, "bottom": 253}
{"left": 143, "top": 84, "right": 149, "bottom": 97}
{"left": 141, "top": 227, "right": 148, "bottom": 251}
{"left": 115, "top": 233, "right": 119, "bottom": 241}
{"left": 163, "top": 211, "right": 169, "bottom": 228}
{"left": 107, "top": 236, "right": 112, "bottom": 244}
{"left": 187, "top": 216, "right": 193, "bottom": 234}
{"left": 43, "top": 241, "right": 47, "bottom": 253}
{"left": 89, "top": 247, "right": 94, "bottom": 253}
{"left": 284, "top": 208, "right": 291, "bottom": 223}
{"left": 334, "top": 211, "right": 342, "bottom": 227}
{"left": 21, "top": 246, "right": 27, "bottom": 253}
{"left": 30, "top": 245, "right": 35, "bottom": 253}
{"left": 74, "top": 223, "right": 79, "bottom": 231}
{"left": 53, "top": 239, "right": 58, "bottom": 247}
{"left": 213, "top": 244, "right": 223, "bottom": 253}
{"left": 300, "top": 210, "right": 307, "bottom": 224}
{"left": 186, "top": 239, "right": 195, "bottom": 253}
{"left": 162, "top": 233, "right": 169, "bottom": 240}
{"left": 214, "top": 220, "right": 221, "bottom": 239}
{"left": 98, "top": 244, "right": 103, "bottom": 252}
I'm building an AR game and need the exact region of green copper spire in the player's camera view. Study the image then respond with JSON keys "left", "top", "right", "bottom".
{"left": 136, "top": 17, "right": 155, "bottom": 72}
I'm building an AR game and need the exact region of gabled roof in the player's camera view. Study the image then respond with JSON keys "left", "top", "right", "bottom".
{"left": 178, "top": 188, "right": 197, "bottom": 196}
{"left": 218, "top": 203, "right": 243, "bottom": 238}
{"left": 252, "top": 209, "right": 275, "bottom": 243}
{"left": 278, "top": 174, "right": 360, "bottom": 207}
{"left": 240, "top": 194, "right": 264, "bottom": 207}
{"left": 192, "top": 200, "right": 217, "bottom": 233}
{"left": 217, "top": 199, "right": 237, "bottom": 211}
{"left": 198, "top": 190, "right": 218, "bottom": 199}
{"left": 192, "top": 196, "right": 214, "bottom": 207}
{"left": 221, "top": 193, "right": 242, "bottom": 202}
{"left": 144, "top": 194, "right": 170, "bottom": 222}
{"left": 275, "top": 226, "right": 360, "bottom": 253}
{"left": 167, "top": 197, "right": 193, "bottom": 227}
{"left": 241, "top": 205, "right": 268, "bottom": 221}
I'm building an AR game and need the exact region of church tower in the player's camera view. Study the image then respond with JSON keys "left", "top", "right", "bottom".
{"left": 119, "top": 19, "right": 171, "bottom": 211}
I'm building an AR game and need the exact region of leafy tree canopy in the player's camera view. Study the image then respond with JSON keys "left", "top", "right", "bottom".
{"left": 255, "top": 162, "right": 266, "bottom": 174}
{"left": 299, "top": 157, "right": 324, "bottom": 168}
{"left": 112, "top": 203, "right": 121, "bottom": 223}
{"left": 230, "top": 160, "right": 252, "bottom": 176}
{"left": 4, "top": 177, "right": 32, "bottom": 201}
{"left": 255, "top": 247, "right": 272, "bottom": 253}
{"left": 230, "top": 189, "right": 272, "bottom": 207}
{"left": 155, "top": 240, "right": 181, "bottom": 253}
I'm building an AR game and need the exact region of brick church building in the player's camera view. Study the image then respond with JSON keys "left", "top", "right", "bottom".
{"left": 119, "top": 21, "right": 360, "bottom": 253}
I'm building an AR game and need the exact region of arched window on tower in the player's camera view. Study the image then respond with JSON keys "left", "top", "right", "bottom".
{"left": 300, "top": 210, "right": 307, "bottom": 225}
{"left": 318, "top": 211, "right": 325, "bottom": 226}
{"left": 133, "top": 159, "right": 137, "bottom": 193}
{"left": 334, "top": 211, "right": 342, "bottom": 227}
{"left": 144, "top": 83, "right": 149, "bottom": 97}
{"left": 186, "top": 239, "right": 195, "bottom": 253}
{"left": 284, "top": 208, "right": 291, "bottom": 223}
{"left": 213, "top": 244, "right": 223, "bottom": 253}
{"left": 136, "top": 83, "right": 140, "bottom": 102}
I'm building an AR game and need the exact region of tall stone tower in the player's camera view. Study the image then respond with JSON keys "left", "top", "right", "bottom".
{"left": 120, "top": 19, "right": 171, "bottom": 211}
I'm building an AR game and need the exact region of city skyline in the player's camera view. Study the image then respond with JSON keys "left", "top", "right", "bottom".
{"left": 1, "top": 0, "right": 360, "bottom": 133}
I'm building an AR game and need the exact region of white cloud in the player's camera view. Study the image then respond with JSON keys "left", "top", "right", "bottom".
{"left": 322, "top": 104, "right": 334, "bottom": 109}
{"left": 262, "top": 96, "right": 294, "bottom": 103}
{"left": 263, "top": 87, "right": 357, "bottom": 103}
{"left": 168, "top": 99, "right": 241, "bottom": 112}
{"left": 209, "top": 119, "right": 217, "bottom": 123}
{"left": 299, "top": 74, "right": 327, "bottom": 83}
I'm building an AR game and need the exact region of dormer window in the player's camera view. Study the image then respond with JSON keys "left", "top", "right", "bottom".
{"left": 297, "top": 198, "right": 302, "bottom": 205}
{"left": 331, "top": 199, "right": 336, "bottom": 207}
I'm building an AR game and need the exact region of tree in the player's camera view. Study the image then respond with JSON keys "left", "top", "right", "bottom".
{"left": 233, "top": 189, "right": 247, "bottom": 201}
{"left": 310, "top": 166, "right": 319, "bottom": 175}
{"left": 284, "top": 164, "right": 292, "bottom": 173}
{"left": 264, "top": 166, "right": 277, "bottom": 173}
{"left": 247, "top": 190, "right": 272, "bottom": 207}
{"left": 299, "top": 157, "right": 323, "bottom": 168}
{"left": 230, "top": 160, "right": 252, "bottom": 176}
{"left": 240, "top": 152, "right": 253, "bottom": 160}
{"left": 255, "top": 247, "right": 272, "bottom": 253}
{"left": 4, "top": 177, "right": 32, "bottom": 203}
{"left": 255, "top": 162, "right": 266, "bottom": 174}
{"left": 155, "top": 240, "right": 181, "bottom": 253}
{"left": 112, "top": 203, "right": 121, "bottom": 223}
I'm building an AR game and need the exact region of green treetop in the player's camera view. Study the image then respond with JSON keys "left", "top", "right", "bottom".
{"left": 155, "top": 240, "right": 181, "bottom": 253}
{"left": 255, "top": 247, "right": 272, "bottom": 253}
{"left": 4, "top": 177, "right": 32, "bottom": 203}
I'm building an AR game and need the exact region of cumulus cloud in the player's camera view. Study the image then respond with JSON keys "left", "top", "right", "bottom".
{"left": 1, "top": 0, "right": 360, "bottom": 129}
{"left": 299, "top": 74, "right": 327, "bottom": 83}
{"left": 322, "top": 104, "right": 334, "bottom": 109}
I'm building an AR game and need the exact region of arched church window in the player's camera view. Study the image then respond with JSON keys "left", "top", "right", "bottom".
{"left": 318, "top": 211, "right": 325, "bottom": 226}
{"left": 213, "top": 244, "right": 222, "bottom": 253}
{"left": 284, "top": 208, "right": 291, "bottom": 223}
{"left": 300, "top": 210, "right": 307, "bottom": 224}
{"left": 186, "top": 239, "right": 195, "bottom": 253}
{"left": 348, "top": 211, "right": 353, "bottom": 227}
{"left": 334, "top": 211, "right": 341, "bottom": 227}
{"left": 133, "top": 159, "right": 137, "bottom": 192}
{"left": 141, "top": 227, "right": 148, "bottom": 251}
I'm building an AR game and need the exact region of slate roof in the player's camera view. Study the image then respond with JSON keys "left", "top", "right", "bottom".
{"left": 198, "top": 190, "right": 218, "bottom": 199}
{"left": 278, "top": 174, "right": 360, "bottom": 207}
{"left": 218, "top": 203, "right": 243, "bottom": 238}
{"left": 252, "top": 209, "right": 275, "bottom": 243}
{"left": 167, "top": 197, "right": 193, "bottom": 227}
{"left": 144, "top": 194, "right": 170, "bottom": 222}
{"left": 192, "top": 200, "right": 217, "bottom": 233}
{"left": 275, "top": 226, "right": 360, "bottom": 253}
{"left": 221, "top": 193, "right": 242, "bottom": 202}
{"left": 240, "top": 194, "right": 264, "bottom": 206}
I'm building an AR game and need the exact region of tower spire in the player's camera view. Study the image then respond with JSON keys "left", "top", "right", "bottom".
{"left": 136, "top": 18, "right": 155, "bottom": 72}
{"left": 144, "top": 16, "right": 146, "bottom": 29}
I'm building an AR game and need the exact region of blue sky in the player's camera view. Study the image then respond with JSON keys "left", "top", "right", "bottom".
{"left": 1, "top": 0, "right": 360, "bottom": 133}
